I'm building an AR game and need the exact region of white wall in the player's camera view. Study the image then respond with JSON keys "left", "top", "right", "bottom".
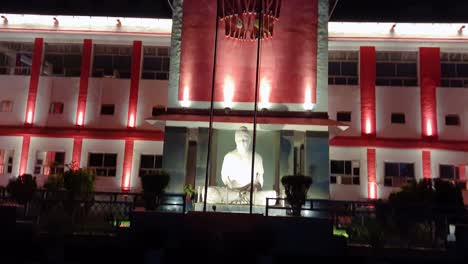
{"left": 81, "top": 138, "right": 125, "bottom": 192}
{"left": 136, "top": 80, "right": 168, "bottom": 130}
{"left": 131, "top": 140, "right": 164, "bottom": 191}
{"left": 33, "top": 77, "right": 52, "bottom": 126}
{"left": 0, "top": 75, "right": 29, "bottom": 125}
{"left": 27, "top": 137, "right": 74, "bottom": 186}
{"left": 376, "top": 86, "right": 421, "bottom": 138}
{"left": 328, "top": 85, "right": 361, "bottom": 136}
{"left": 46, "top": 77, "right": 80, "bottom": 127}
{"left": 437, "top": 88, "right": 468, "bottom": 141}
{"left": 0, "top": 136, "right": 23, "bottom": 186}
{"left": 85, "top": 78, "right": 130, "bottom": 129}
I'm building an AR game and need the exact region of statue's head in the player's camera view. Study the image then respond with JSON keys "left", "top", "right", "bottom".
{"left": 234, "top": 126, "right": 251, "bottom": 154}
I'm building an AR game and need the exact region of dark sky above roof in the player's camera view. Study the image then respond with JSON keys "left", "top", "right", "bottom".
{"left": 0, "top": 0, "right": 467, "bottom": 23}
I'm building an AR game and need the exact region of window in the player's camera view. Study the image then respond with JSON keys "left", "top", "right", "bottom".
{"left": 139, "top": 154, "right": 163, "bottom": 176}
{"left": 92, "top": 44, "right": 132, "bottom": 78}
{"left": 152, "top": 106, "right": 165, "bottom": 116}
{"left": 0, "top": 150, "right": 14, "bottom": 175}
{"left": 439, "top": 164, "right": 460, "bottom": 180}
{"left": 42, "top": 43, "right": 82, "bottom": 77}
{"left": 330, "top": 160, "right": 360, "bottom": 185}
{"left": 376, "top": 51, "right": 418, "bottom": 86}
{"left": 328, "top": 51, "right": 359, "bottom": 85}
{"left": 391, "top": 113, "right": 406, "bottom": 124}
{"left": 142, "top": 46, "right": 170, "bottom": 80}
{"left": 445, "top": 115, "right": 460, "bottom": 126}
{"left": 336, "top": 112, "right": 351, "bottom": 122}
{"left": 440, "top": 52, "right": 468, "bottom": 88}
{"left": 384, "top": 162, "right": 415, "bottom": 187}
{"left": 0, "top": 100, "right": 13, "bottom": 112}
{"left": 49, "top": 102, "right": 64, "bottom": 114}
{"left": 100, "top": 104, "right": 115, "bottom": 115}
{"left": 34, "top": 151, "right": 66, "bottom": 175}
{"left": 88, "top": 153, "right": 117, "bottom": 177}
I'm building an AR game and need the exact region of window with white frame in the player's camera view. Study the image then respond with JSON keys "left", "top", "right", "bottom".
{"left": 0, "top": 150, "right": 14, "bottom": 175}
{"left": 384, "top": 162, "right": 415, "bottom": 187}
{"left": 49, "top": 102, "right": 64, "bottom": 114}
{"left": 34, "top": 151, "right": 66, "bottom": 175}
{"left": 0, "top": 100, "right": 13, "bottom": 112}
{"left": 88, "top": 153, "right": 117, "bottom": 177}
{"left": 439, "top": 164, "right": 460, "bottom": 180}
{"left": 330, "top": 160, "right": 360, "bottom": 185}
{"left": 139, "top": 154, "right": 163, "bottom": 176}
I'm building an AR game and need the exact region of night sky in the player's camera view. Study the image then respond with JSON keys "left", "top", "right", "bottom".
{"left": 0, "top": 0, "right": 466, "bottom": 22}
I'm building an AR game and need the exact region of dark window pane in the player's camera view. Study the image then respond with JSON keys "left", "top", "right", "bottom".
{"left": 63, "top": 55, "right": 81, "bottom": 68}
{"left": 107, "top": 169, "right": 116, "bottom": 177}
{"left": 341, "top": 62, "right": 357, "bottom": 76}
{"left": 450, "top": 80, "right": 463, "bottom": 87}
{"left": 400, "top": 163, "right": 414, "bottom": 178}
{"left": 390, "top": 79, "right": 403, "bottom": 86}
{"left": 441, "top": 63, "right": 456, "bottom": 78}
{"left": 162, "top": 58, "right": 170, "bottom": 72}
{"left": 93, "top": 55, "right": 112, "bottom": 69}
{"left": 440, "top": 165, "right": 455, "bottom": 179}
{"left": 342, "top": 177, "right": 352, "bottom": 185}
{"left": 345, "top": 161, "right": 352, "bottom": 175}
{"left": 396, "top": 63, "right": 417, "bottom": 77}
{"left": 348, "top": 78, "right": 358, "bottom": 85}
{"left": 101, "top": 104, "right": 115, "bottom": 115}
{"left": 104, "top": 154, "right": 117, "bottom": 167}
{"left": 143, "top": 57, "right": 162, "bottom": 71}
{"left": 337, "top": 112, "right": 351, "bottom": 122}
{"left": 457, "top": 64, "right": 468, "bottom": 76}
{"left": 154, "top": 155, "right": 163, "bottom": 168}
{"left": 385, "top": 163, "right": 399, "bottom": 177}
{"left": 140, "top": 155, "right": 155, "bottom": 169}
{"left": 376, "top": 79, "right": 390, "bottom": 86}
{"left": 391, "top": 113, "right": 406, "bottom": 124}
{"left": 158, "top": 47, "right": 169, "bottom": 56}
{"left": 445, "top": 115, "right": 460, "bottom": 126}
{"left": 142, "top": 72, "right": 156, "bottom": 79}
{"left": 335, "top": 77, "right": 346, "bottom": 85}
{"left": 156, "top": 72, "right": 169, "bottom": 80}
{"left": 89, "top": 154, "right": 103, "bottom": 167}
{"left": 96, "top": 168, "right": 106, "bottom": 176}
{"left": 352, "top": 177, "right": 360, "bottom": 185}
{"left": 353, "top": 167, "right": 360, "bottom": 176}
{"left": 114, "top": 56, "right": 131, "bottom": 70}
{"left": 330, "top": 160, "right": 344, "bottom": 174}
{"left": 403, "top": 79, "right": 418, "bottom": 86}
{"left": 376, "top": 63, "right": 395, "bottom": 77}
{"left": 384, "top": 178, "right": 392, "bottom": 186}
{"left": 328, "top": 62, "right": 340, "bottom": 75}
{"left": 330, "top": 176, "right": 337, "bottom": 184}
{"left": 54, "top": 152, "right": 65, "bottom": 164}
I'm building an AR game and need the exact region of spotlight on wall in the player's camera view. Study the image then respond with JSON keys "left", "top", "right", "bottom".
{"left": 458, "top": 25, "right": 465, "bottom": 34}
{"left": 390, "top": 23, "right": 396, "bottom": 33}
{"left": 116, "top": 19, "right": 122, "bottom": 28}
{"left": 53, "top": 17, "right": 59, "bottom": 26}
{"left": 1, "top": 16, "right": 8, "bottom": 24}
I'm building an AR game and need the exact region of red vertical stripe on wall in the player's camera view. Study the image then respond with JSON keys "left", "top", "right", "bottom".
{"left": 19, "top": 135, "right": 31, "bottom": 175}
{"left": 24, "top": 38, "right": 44, "bottom": 125}
{"left": 127, "top": 41, "right": 142, "bottom": 128}
{"left": 122, "top": 139, "right": 134, "bottom": 191}
{"left": 76, "top": 39, "right": 93, "bottom": 126}
{"left": 422, "top": 150, "right": 432, "bottom": 179}
{"left": 72, "top": 137, "right": 83, "bottom": 169}
{"left": 360, "top": 46, "right": 376, "bottom": 137}
{"left": 419, "top": 47, "right": 440, "bottom": 138}
{"left": 367, "top": 148, "right": 377, "bottom": 199}
{"left": 458, "top": 165, "right": 466, "bottom": 181}
{"left": 0, "top": 150, "right": 5, "bottom": 174}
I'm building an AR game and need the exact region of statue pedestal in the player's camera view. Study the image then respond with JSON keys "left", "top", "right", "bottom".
{"left": 202, "top": 186, "right": 276, "bottom": 206}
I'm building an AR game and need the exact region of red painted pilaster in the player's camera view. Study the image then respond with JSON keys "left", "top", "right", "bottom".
{"left": 121, "top": 139, "right": 134, "bottom": 191}
{"left": 360, "top": 46, "right": 376, "bottom": 137}
{"left": 19, "top": 135, "right": 31, "bottom": 175}
{"left": 367, "top": 148, "right": 377, "bottom": 199}
{"left": 24, "top": 38, "right": 44, "bottom": 125}
{"left": 72, "top": 137, "right": 83, "bottom": 170}
{"left": 459, "top": 165, "right": 466, "bottom": 181}
{"left": 422, "top": 150, "right": 432, "bottom": 179}
{"left": 419, "top": 47, "right": 440, "bottom": 139}
{"left": 76, "top": 39, "right": 93, "bottom": 126}
{"left": 127, "top": 41, "right": 142, "bottom": 128}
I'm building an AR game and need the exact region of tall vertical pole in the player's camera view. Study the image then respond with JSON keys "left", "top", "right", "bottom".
{"left": 203, "top": 0, "right": 220, "bottom": 212}
{"left": 249, "top": 2, "right": 263, "bottom": 214}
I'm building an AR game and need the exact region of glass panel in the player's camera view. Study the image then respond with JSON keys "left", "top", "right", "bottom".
{"left": 344, "top": 161, "right": 352, "bottom": 175}
{"left": 385, "top": 163, "right": 399, "bottom": 177}
{"left": 440, "top": 165, "right": 455, "bottom": 179}
{"left": 140, "top": 155, "right": 155, "bottom": 169}
{"left": 330, "top": 160, "right": 344, "bottom": 174}
{"left": 89, "top": 153, "right": 103, "bottom": 167}
{"left": 104, "top": 154, "right": 117, "bottom": 167}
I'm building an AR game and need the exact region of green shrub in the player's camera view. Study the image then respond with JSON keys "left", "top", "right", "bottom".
{"left": 6, "top": 174, "right": 37, "bottom": 205}
{"left": 140, "top": 171, "right": 170, "bottom": 210}
{"left": 281, "top": 175, "right": 312, "bottom": 216}
{"left": 63, "top": 168, "right": 95, "bottom": 200}
{"left": 44, "top": 174, "right": 65, "bottom": 192}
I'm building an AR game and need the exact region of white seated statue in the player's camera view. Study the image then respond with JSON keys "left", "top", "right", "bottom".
{"left": 205, "top": 126, "right": 276, "bottom": 206}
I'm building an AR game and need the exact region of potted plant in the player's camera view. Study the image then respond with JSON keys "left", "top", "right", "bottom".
{"left": 140, "top": 170, "right": 170, "bottom": 210}
{"left": 6, "top": 174, "right": 37, "bottom": 205}
{"left": 281, "top": 175, "right": 312, "bottom": 216}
